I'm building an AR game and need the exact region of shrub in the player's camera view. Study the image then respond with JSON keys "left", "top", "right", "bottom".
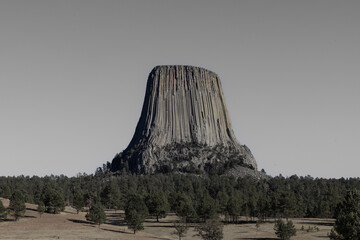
{"left": 274, "top": 219, "right": 296, "bottom": 240}
{"left": 195, "top": 218, "right": 224, "bottom": 240}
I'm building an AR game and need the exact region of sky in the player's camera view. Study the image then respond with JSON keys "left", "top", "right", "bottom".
{"left": 0, "top": 0, "right": 359, "bottom": 178}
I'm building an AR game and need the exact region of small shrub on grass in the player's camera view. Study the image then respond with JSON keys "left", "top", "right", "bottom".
{"left": 274, "top": 219, "right": 296, "bottom": 240}
{"left": 195, "top": 218, "right": 224, "bottom": 240}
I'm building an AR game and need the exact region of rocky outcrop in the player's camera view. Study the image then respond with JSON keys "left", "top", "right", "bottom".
{"left": 111, "top": 65, "right": 258, "bottom": 174}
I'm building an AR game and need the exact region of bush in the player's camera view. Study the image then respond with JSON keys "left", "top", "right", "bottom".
{"left": 195, "top": 218, "right": 223, "bottom": 240}
{"left": 274, "top": 219, "right": 296, "bottom": 240}
{"left": 172, "top": 220, "right": 188, "bottom": 240}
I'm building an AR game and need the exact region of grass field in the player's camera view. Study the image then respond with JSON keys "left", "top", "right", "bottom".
{"left": 0, "top": 198, "right": 334, "bottom": 239}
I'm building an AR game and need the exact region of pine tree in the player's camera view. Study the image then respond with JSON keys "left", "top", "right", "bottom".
{"left": 51, "top": 190, "right": 65, "bottom": 214}
{"left": 0, "top": 200, "right": 7, "bottom": 220}
{"left": 100, "top": 184, "right": 112, "bottom": 208}
{"left": 41, "top": 185, "right": 65, "bottom": 214}
{"left": 274, "top": 219, "right": 296, "bottom": 240}
{"left": 9, "top": 190, "right": 26, "bottom": 221}
{"left": 226, "top": 191, "right": 242, "bottom": 223}
{"left": 126, "top": 209, "right": 145, "bottom": 234}
{"left": 1, "top": 185, "right": 11, "bottom": 199}
{"left": 73, "top": 191, "right": 84, "bottom": 214}
{"left": 37, "top": 202, "right": 45, "bottom": 218}
{"left": 145, "top": 188, "right": 169, "bottom": 222}
{"left": 197, "top": 192, "right": 217, "bottom": 222}
{"left": 173, "top": 193, "right": 196, "bottom": 223}
{"left": 329, "top": 190, "right": 360, "bottom": 240}
{"left": 125, "top": 194, "right": 148, "bottom": 234}
{"left": 279, "top": 193, "right": 297, "bottom": 220}
{"left": 100, "top": 182, "right": 123, "bottom": 211}
{"left": 84, "top": 192, "right": 97, "bottom": 210}
{"left": 215, "top": 190, "right": 229, "bottom": 216}
{"left": 86, "top": 202, "right": 106, "bottom": 227}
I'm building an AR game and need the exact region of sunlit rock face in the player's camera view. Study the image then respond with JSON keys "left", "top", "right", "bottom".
{"left": 111, "top": 65, "right": 257, "bottom": 174}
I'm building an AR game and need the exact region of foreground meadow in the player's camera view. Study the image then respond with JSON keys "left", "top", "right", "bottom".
{"left": 0, "top": 198, "right": 333, "bottom": 240}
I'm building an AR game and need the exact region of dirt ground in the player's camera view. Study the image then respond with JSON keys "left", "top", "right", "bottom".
{"left": 0, "top": 198, "right": 334, "bottom": 240}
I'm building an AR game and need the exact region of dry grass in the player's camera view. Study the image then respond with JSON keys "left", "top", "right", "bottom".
{"left": 0, "top": 198, "right": 334, "bottom": 239}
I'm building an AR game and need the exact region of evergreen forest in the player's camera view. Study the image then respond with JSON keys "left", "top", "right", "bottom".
{"left": 1, "top": 168, "right": 359, "bottom": 222}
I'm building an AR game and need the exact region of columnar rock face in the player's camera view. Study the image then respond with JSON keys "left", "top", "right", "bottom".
{"left": 111, "top": 65, "right": 257, "bottom": 174}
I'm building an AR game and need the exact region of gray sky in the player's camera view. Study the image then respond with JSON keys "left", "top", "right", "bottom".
{"left": 1, "top": 0, "right": 359, "bottom": 178}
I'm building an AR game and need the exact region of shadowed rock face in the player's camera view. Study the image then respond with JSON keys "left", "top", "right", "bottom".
{"left": 111, "top": 65, "right": 257, "bottom": 174}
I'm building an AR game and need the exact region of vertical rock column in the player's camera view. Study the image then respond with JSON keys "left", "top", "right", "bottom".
{"left": 111, "top": 65, "right": 257, "bottom": 173}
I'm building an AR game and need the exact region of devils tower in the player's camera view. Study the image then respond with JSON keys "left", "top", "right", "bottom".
{"left": 111, "top": 65, "right": 257, "bottom": 175}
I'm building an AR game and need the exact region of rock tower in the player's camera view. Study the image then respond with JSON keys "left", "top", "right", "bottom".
{"left": 111, "top": 65, "right": 257, "bottom": 174}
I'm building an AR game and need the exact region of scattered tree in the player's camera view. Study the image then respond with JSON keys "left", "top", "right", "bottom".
{"left": 195, "top": 218, "right": 224, "bottom": 240}
{"left": 37, "top": 201, "right": 45, "bottom": 218}
{"left": 126, "top": 209, "right": 145, "bottom": 234}
{"left": 86, "top": 202, "right": 106, "bottom": 227}
{"left": 172, "top": 220, "right": 188, "bottom": 240}
{"left": 256, "top": 219, "right": 262, "bottom": 231}
{"left": 41, "top": 185, "right": 65, "bottom": 214}
{"left": 226, "top": 191, "right": 242, "bottom": 223}
{"left": 8, "top": 190, "right": 26, "bottom": 221}
{"left": 215, "top": 189, "right": 229, "bottom": 217}
{"left": 279, "top": 193, "right": 297, "bottom": 220}
{"left": 197, "top": 192, "right": 217, "bottom": 221}
{"left": 274, "top": 219, "right": 296, "bottom": 240}
{"left": 73, "top": 191, "right": 84, "bottom": 214}
{"left": 100, "top": 182, "right": 122, "bottom": 210}
{"left": 173, "top": 193, "right": 196, "bottom": 223}
{"left": 51, "top": 190, "right": 65, "bottom": 214}
{"left": 329, "top": 190, "right": 360, "bottom": 240}
{"left": 0, "top": 200, "right": 7, "bottom": 220}
{"left": 125, "top": 194, "right": 148, "bottom": 234}
{"left": 0, "top": 185, "right": 11, "bottom": 199}
{"left": 84, "top": 192, "right": 97, "bottom": 210}
{"left": 145, "top": 188, "right": 170, "bottom": 222}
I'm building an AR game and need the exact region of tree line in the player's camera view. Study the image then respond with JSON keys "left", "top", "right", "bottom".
{"left": 3, "top": 172, "right": 360, "bottom": 239}
{"left": 1, "top": 172, "right": 359, "bottom": 221}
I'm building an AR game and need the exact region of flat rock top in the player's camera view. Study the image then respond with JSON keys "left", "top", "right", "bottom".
{"left": 152, "top": 65, "right": 217, "bottom": 73}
